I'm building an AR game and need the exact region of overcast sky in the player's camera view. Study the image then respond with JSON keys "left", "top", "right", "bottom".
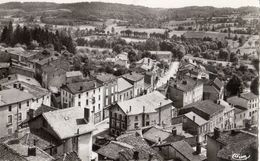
{"left": 0, "top": 0, "right": 259, "bottom": 8}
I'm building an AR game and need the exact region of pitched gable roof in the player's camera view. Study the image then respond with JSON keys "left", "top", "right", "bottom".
{"left": 42, "top": 107, "right": 96, "bottom": 140}
{"left": 171, "top": 140, "right": 206, "bottom": 161}
{"left": 118, "top": 91, "right": 173, "bottom": 115}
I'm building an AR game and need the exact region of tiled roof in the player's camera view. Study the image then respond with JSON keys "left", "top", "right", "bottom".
{"left": 18, "top": 132, "right": 57, "bottom": 150}
{"left": 96, "top": 73, "right": 117, "bottom": 83}
{"left": 62, "top": 80, "right": 102, "bottom": 94}
{"left": 97, "top": 141, "right": 134, "bottom": 160}
{"left": 143, "top": 127, "right": 171, "bottom": 143}
{"left": 117, "top": 77, "right": 133, "bottom": 92}
{"left": 203, "top": 85, "right": 219, "bottom": 94}
{"left": 227, "top": 96, "right": 248, "bottom": 109}
{"left": 118, "top": 91, "right": 173, "bottom": 115}
{"left": 240, "top": 92, "right": 258, "bottom": 100}
{"left": 116, "top": 133, "right": 164, "bottom": 161}
{"left": 0, "top": 74, "right": 41, "bottom": 87}
{"left": 122, "top": 72, "right": 144, "bottom": 83}
{"left": 0, "top": 143, "right": 27, "bottom": 161}
{"left": 2, "top": 81, "right": 50, "bottom": 99}
{"left": 7, "top": 143, "right": 54, "bottom": 161}
{"left": 42, "top": 107, "right": 96, "bottom": 140}
{"left": 34, "top": 105, "right": 58, "bottom": 118}
{"left": 213, "top": 77, "right": 224, "bottom": 90}
{"left": 181, "top": 100, "right": 225, "bottom": 120}
{"left": 0, "top": 88, "right": 34, "bottom": 107}
{"left": 184, "top": 111, "right": 208, "bottom": 126}
{"left": 208, "top": 130, "right": 257, "bottom": 160}
{"left": 171, "top": 140, "right": 206, "bottom": 161}
{"left": 66, "top": 71, "right": 83, "bottom": 78}
{"left": 54, "top": 151, "right": 82, "bottom": 161}
{"left": 169, "top": 76, "right": 203, "bottom": 92}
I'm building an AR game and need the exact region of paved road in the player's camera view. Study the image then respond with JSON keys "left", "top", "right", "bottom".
{"left": 155, "top": 61, "right": 180, "bottom": 88}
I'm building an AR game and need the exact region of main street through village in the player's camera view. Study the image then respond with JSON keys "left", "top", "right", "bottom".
{"left": 155, "top": 61, "right": 180, "bottom": 88}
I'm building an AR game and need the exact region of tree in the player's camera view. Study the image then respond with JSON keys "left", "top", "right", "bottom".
{"left": 145, "top": 38, "right": 160, "bottom": 51}
{"left": 250, "top": 77, "right": 259, "bottom": 95}
{"left": 252, "top": 59, "right": 259, "bottom": 72}
{"left": 226, "top": 75, "right": 244, "bottom": 96}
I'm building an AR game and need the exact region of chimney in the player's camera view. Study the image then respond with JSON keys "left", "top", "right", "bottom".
{"left": 133, "top": 151, "right": 139, "bottom": 160}
{"left": 79, "top": 86, "right": 83, "bottom": 91}
{"left": 214, "top": 128, "right": 220, "bottom": 139}
{"left": 33, "top": 139, "right": 37, "bottom": 146}
{"left": 28, "top": 147, "right": 36, "bottom": 156}
{"left": 193, "top": 116, "right": 196, "bottom": 122}
{"left": 172, "top": 127, "right": 177, "bottom": 136}
{"left": 28, "top": 109, "right": 34, "bottom": 120}
{"left": 84, "top": 108, "right": 90, "bottom": 122}
{"left": 196, "top": 142, "right": 201, "bottom": 154}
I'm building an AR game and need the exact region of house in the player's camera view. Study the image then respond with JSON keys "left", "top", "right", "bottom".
{"left": 149, "top": 51, "right": 172, "bottom": 63}
{"left": 65, "top": 71, "right": 84, "bottom": 84}
{"left": 109, "top": 91, "right": 176, "bottom": 136}
{"left": 203, "top": 78, "right": 224, "bottom": 101}
{"left": 0, "top": 142, "right": 54, "bottom": 161}
{"left": 97, "top": 132, "right": 163, "bottom": 161}
{"left": 0, "top": 88, "right": 34, "bottom": 138}
{"left": 27, "top": 107, "right": 97, "bottom": 161}
{"left": 152, "top": 140, "right": 206, "bottom": 161}
{"left": 167, "top": 76, "right": 204, "bottom": 108}
{"left": 117, "top": 77, "right": 134, "bottom": 102}
{"left": 142, "top": 126, "right": 185, "bottom": 146}
{"left": 0, "top": 62, "right": 10, "bottom": 79}
{"left": 179, "top": 100, "right": 226, "bottom": 139}
{"left": 33, "top": 56, "right": 70, "bottom": 90}
{"left": 182, "top": 112, "right": 209, "bottom": 142}
{"left": 135, "top": 57, "right": 160, "bottom": 72}
{"left": 61, "top": 80, "right": 104, "bottom": 124}
{"left": 122, "top": 72, "right": 145, "bottom": 97}
{"left": 114, "top": 52, "right": 130, "bottom": 68}
{"left": 207, "top": 128, "right": 257, "bottom": 161}
{"left": 178, "top": 59, "right": 209, "bottom": 80}
{"left": 227, "top": 92, "right": 259, "bottom": 128}
{"left": 0, "top": 74, "right": 51, "bottom": 109}
{"left": 95, "top": 73, "right": 118, "bottom": 119}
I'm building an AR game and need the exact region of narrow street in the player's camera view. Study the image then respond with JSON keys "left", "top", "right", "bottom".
{"left": 155, "top": 61, "right": 180, "bottom": 88}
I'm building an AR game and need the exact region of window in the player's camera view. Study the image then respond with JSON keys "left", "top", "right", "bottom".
{"left": 78, "top": 94, "right": 81, "bottom": 99}
{"left": 86, "top": 92, "right": 88, "bottom": 97}
{"left": 99, "top": 95, "right": 101, "bottom": 100}
{"left": 106, "top": 89, "right": 108, "bottom": 96}
{"left": 111, "top": 86, "right": 114, "bottom": 94}
{"left": 36, "top": 98, "right": 38, "bottom": 103}
{"left": 134, "top": 123, "right": 138, "bottom": 128}
{"left": 249, "top": 112, "right": 251, "bottom": 116}
{"left": 27, "top": 101, "right": 29, "bottom": 106}
{"left": 86, "top": 99, "right": 88, "bottom": 106}
{"left": 146, "top": 121, "right": 150, "bottom": 126}
{"left": 7, "top": 128, "right": 12, "bottom": 135}
{"left": 7, "top": 115, "right": 12, "bottom": 124}
{"left": 19, "top": 103, "right": 21, "bottom": 109}
{"left": 93, "top": 106, "right": 95, "bottom": 113}
{"left": 98, "top": 104, "right": 100, "bottom": 110}
{"left": 120, "top": 95, "right": 122, "bottom": 101}
{"left": 18, "top": 113, "right": 22, "bottom": 121}
{"left": 99, "top": 88, "right": 101, "bottom": 92}
{"left": 111, "top": 95, "right": 114, "bottom": 103}
{"left": 93, "top": 89, "right": 95, "bottom": 94}
{"left": 146, "top": 114, "right": 149, "bottom": 119}
{"left": 78, "top": 102, "right": 81, "bottom": 107}
{"left": 119, "top": 114, "right": 122, "bottom": 120}
{"left": 114, "top": 113, "right": 117, "bottom": 118}
{"left": 106, "top": 98, "right": 108, "bottom": 106}
{"left": 8, "top": 106, "right": 12, "bottom": 112}
{"left": 52, "top": 148, "right": 57, "bottom": 155}
{"left": 135, "top": 116, "right": 138, "bottom": 121}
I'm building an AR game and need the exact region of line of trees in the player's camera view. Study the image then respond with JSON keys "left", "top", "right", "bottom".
{"left": 0, "top": 21, "right": 76, "bottom": 54}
